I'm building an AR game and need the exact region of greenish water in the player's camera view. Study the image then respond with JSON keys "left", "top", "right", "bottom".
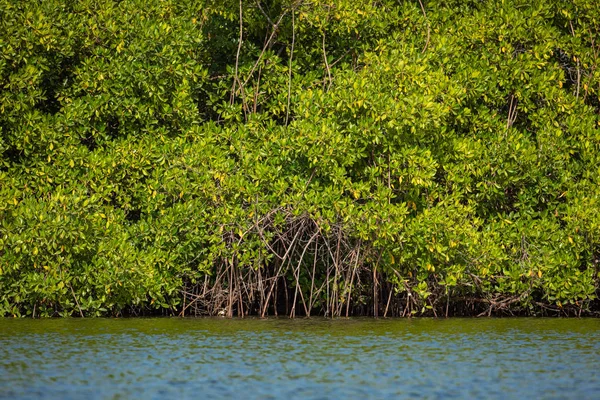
{"left": 1, "top": 318, "right": 599, "bottom": 399}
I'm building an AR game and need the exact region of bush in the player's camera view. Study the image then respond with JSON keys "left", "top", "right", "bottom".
{"left": 1, "top": 0, "right": 599, "bottom": 317}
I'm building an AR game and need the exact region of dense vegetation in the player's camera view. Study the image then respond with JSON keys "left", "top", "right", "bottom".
{"left": 1, "top": 0, "right": 599, "bottom": 317}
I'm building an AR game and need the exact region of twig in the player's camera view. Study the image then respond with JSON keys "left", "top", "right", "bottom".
{"left": 506, "top": 94, "right": 518, "bottom": 129}
{"left": 69, "top": 283, "right": 84, "bottom": 318}
{"left": 417, "top": 0, "right": 431, "bottom": 53}
{"left": 329, "top": 47, "right": 354, "bottom": 69}
{"left": 346, "top": 246, "right": 360, "bottom": 317}
{"left": 383, "top": 284, "right": 393, "bottom": 317}
{"left": 240, "top": 12, "right": 288, "bottom": 93}
{"left": 285, "top": 11, "right": 295, "bottom": 126}
{"left": 569, "top": 21, "right": 581, "bottom": 99}
{"left": 322, "top": 32, "right": 333, "bottom": 90}
{"left": 254, "top": 0, "right": 274, "bottom": 27}
{"left": 231, "top": 0, "right": 243, "bottom": 104}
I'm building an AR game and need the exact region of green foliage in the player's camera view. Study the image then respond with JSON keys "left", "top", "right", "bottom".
{"left": 1, "top": 0, "right": 599, "bottom": 317}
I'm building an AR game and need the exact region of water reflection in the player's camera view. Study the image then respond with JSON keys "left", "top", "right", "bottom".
{"left": 1, "top": 318, "right": 599, "bottom": 399}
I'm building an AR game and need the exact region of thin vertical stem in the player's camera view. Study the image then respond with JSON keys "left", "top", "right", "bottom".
{"left": 285, "top": 11, "right": 295, "bottom": 126}
{"left": 231, "top": 0, "right": 243, "bottom": 104}
{"left": 322, "top": 32, "right": 332, "bottom": 90}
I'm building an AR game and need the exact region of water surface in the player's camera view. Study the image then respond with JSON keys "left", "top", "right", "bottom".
{"left": 1, "top": 318, "right": 599, "bottom": 399}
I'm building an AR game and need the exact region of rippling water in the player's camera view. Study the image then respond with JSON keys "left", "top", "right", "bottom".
{"left": 1, "top": 318, "right": 599, "bottom": 399}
